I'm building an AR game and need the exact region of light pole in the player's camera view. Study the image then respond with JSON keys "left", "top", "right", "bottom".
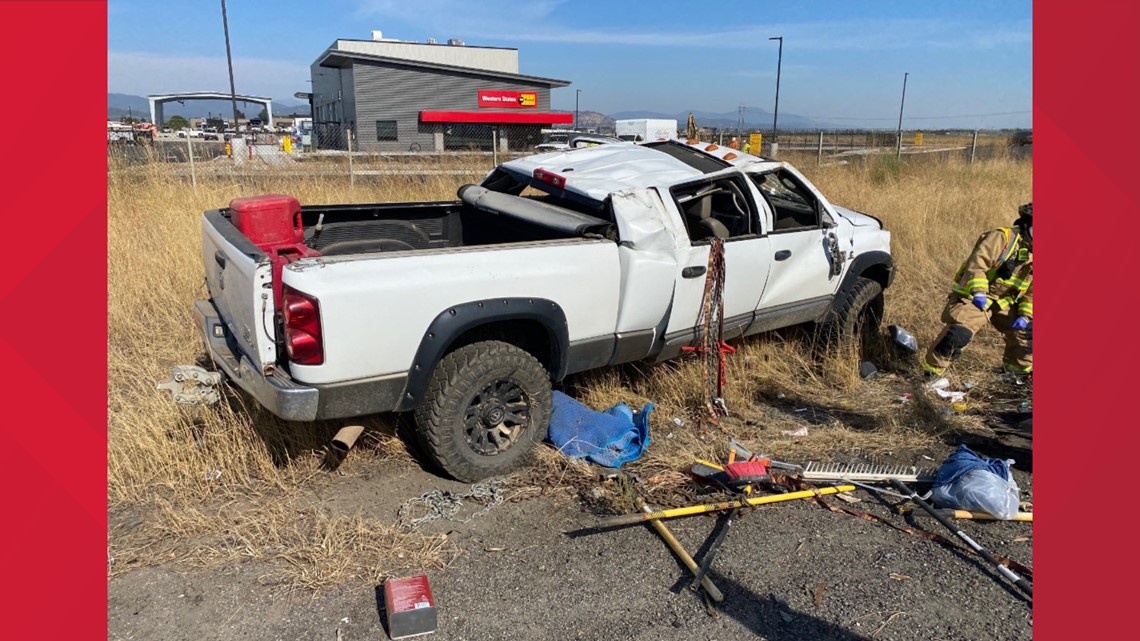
{"left": 896, "top": 72, "right": 909, "bottom": 158}
{"left": 769, "top": 36, "right": 783, "bottom": 147}
{"left": 220, "top": 0, "right": 240, "bottom": 134}
{"left": 575, "top": 89, "right": 581, "bottom": 131}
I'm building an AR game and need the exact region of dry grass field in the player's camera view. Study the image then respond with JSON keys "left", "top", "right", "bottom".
{"left": 107, "top": 146, "right": 1031, "bottom": 590}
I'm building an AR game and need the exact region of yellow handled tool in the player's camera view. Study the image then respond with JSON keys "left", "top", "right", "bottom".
{"left": 595, "top": 485, "right": 855, "bottom": 528}
{"left": 637, "top": 499, "right": 724, "bottom": 603}
{"left": 910, "top": 509, "right": 1033, "bottom": 522}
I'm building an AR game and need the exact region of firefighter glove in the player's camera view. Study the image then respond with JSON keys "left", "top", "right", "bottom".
{"left": 972, "top": 294, "right": 989, "bottom": 311}
{"left": 1011, "top": 317, "right": 1029, "bottom": 331}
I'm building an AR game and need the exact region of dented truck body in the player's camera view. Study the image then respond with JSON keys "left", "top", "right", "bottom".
{"left": 194, "top": 139, "right": 894, "bottom": 480}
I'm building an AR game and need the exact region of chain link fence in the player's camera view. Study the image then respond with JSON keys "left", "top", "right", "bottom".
{"left": 108, "top": 125, "right": 1030, "bottom": 189}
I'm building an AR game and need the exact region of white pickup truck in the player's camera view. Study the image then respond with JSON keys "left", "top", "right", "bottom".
{"left": 194, "top": 140, "right": 894, "bottom": 481}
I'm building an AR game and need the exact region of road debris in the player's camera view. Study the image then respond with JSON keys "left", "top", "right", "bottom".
{"left": 888, "top": 325, "right": 919, "bottom": 353}
{"left": 382, "top": 575, "right": 438, "bottom": 639}
{"left": 925, "top": 377, "right": 950, "bottom": 391}
{"left": 397, "top": 480, "right": 505, "bottom": 529}
{"left": 892, "top": 479, "right": 1032, "bottom": 599}
{"left": 811, "top": 582, "right": 827, "bottom": 607}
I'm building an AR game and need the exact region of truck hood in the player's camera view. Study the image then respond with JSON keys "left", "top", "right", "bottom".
{"left": 831, "top": 205, "right": 883, "bottom": 228}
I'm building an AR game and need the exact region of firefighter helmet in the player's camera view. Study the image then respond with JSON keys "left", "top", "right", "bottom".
{"left": 1016, "top": 202, "right": 1032, "bottom": 245}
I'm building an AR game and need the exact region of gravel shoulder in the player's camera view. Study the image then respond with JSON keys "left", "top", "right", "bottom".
{"left": 109, "top": 448, "right": 1034, "bottom": 641}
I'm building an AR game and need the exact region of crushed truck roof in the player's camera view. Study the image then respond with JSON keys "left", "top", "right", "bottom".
{"left": 499, "top": 140, "right": 786, "bottom": 204}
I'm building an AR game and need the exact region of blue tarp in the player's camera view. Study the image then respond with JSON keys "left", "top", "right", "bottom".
{"left": 546, "top": 391, "right": 653, "bottom": 468}
{"left": 934, "top": 444, "right": 1011, "bottom": 488}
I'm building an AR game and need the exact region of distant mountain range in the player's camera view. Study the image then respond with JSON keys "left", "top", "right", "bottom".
{"left": 107, "top": 93, "right": 310, "bottom": 121}
{"left": 111, "top": 93, "right": 995, "bottom": 131}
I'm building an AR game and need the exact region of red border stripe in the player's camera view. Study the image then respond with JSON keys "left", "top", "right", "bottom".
{"left": 1037, "top": 1, "right": 1138, "bottom": 638}
{"left": 0, "top": 1, "right": 107, "bottom": 638}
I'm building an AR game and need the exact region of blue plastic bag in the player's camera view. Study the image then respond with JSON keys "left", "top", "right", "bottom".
{"left": 931, "top": 445, "right": 1020, "bottom": 519}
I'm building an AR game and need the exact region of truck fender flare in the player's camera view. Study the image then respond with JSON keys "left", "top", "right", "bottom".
{"left": 827, "top": 251, "right": 894, "bottom": 319}
{"left": 396, "top": 298, "right": 569, "bottom": 411}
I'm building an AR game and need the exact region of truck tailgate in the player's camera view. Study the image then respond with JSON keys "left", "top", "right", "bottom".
{"left": 201, "top": 210, "right": 277, "bottom": 372}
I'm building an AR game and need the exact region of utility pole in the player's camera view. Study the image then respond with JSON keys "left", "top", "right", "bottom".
{"left": 896, "top": 72, "right": 909, "bottom": 158}
{"left": 221, "top": 0, "right": 241, "bottom": 134}
{"left": 575, "top": 89, "right": 581, "bottom": 130}
{"left": 769, "top": 36, "right": 783, "bottom": 144}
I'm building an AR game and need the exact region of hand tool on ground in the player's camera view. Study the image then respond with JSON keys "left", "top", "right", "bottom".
{"left": 837, "top": 479, "right": 915, "bottom": 500}
{"left": 727, "top": 438, "right": 803, "bottom": 473}
{"left": 802, "top": 461, "right": 938, "bottom": 484}
{"left": 594, "top": 485, "right": 855, "bottom": 528}
{"left": 637, "top": 498, "right": 724, "bottom": 603}
{"left": 688, "top": 464, "right": 757, "bottom": 594}
{"left": 908, "top": 508, "right": 1033, "bottom": 522}
{"left": 889, "top": 479, "right": 1032, "bottom": 599}
{"left": 692, "top": 458, "right": 771, "bottom": 489}
{"left": 688, "top": 506, "right": 738, "bottom": 594}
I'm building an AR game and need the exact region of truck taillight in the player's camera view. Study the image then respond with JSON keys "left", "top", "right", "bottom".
{"left": 533, "top": 168, "right": 566, "bottom": 189}
{"left": 282, "top": 286, "right": 323, "bottom": 365}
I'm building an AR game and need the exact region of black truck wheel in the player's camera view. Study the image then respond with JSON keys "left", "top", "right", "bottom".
{"left": 413, "top": 340, "right": 552, "bottom": 482}
{"left": 821, "top": 276, "right": 884, "bottom": 358}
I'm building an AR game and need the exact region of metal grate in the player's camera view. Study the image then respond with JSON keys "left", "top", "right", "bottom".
{"left": 801, "top": 462, "right": 937, "bottom": 484}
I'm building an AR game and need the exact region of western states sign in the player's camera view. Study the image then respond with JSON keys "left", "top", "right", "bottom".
{"left": 477, "top": 90, "right": 538, "bottom": 108}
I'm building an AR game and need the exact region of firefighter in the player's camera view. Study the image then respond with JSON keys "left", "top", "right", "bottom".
{"left": 921, "top": 203, "right": 1033, "bottom": 378}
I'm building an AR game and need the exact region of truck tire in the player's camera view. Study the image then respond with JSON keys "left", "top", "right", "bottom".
{"left": 822, "top": 276, "right": 884, "bottom": 357}
{"left": 413, "top": 340, "right": 552, "bottom": 482}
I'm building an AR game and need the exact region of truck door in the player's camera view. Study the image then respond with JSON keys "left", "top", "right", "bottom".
{"left": 660, "top": 172, "right": 772, "bottom": 355}
{"left": 748, "top": 168, "right": 843, "bottom": 322}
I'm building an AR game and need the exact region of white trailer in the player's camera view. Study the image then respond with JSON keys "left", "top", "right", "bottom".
{"left": 615, "top": 119, "right": 679, "bottom": 142}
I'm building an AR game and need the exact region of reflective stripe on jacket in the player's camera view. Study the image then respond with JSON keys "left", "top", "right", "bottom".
{"left": 950, "top": 227, "right": 1033, "bottom": 317}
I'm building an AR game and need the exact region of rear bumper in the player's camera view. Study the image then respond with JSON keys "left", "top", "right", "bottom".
{"left": 193, "top": 300, "right": 407, "bottom": 421}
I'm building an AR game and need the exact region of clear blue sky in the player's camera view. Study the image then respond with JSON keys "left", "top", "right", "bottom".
{"left": 108, "top": 0, "right": 1032, "bottom": 128}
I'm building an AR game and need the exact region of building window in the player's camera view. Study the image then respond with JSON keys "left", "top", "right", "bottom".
{"left": 376, "top": 120, "right": 398, "bottom": 141}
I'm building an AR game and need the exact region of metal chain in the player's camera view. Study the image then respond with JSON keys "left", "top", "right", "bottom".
{"left": 397, "top": 479, "right": 506, "bottom": 529}
{"left": 692, "top": 238, "right": 728, "bottom": 423}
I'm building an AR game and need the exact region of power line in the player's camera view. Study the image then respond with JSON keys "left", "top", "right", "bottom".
{"left": 795, "top": 110, "right": 1031, "bottom": 122}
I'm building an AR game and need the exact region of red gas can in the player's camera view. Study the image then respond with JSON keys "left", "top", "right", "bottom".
{"left": 228, "top": 194, "right": 304, "bottom": 249}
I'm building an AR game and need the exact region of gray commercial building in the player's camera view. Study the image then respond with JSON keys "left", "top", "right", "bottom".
{"left": 310, "top": 34, "right": 573, "bottom": 152}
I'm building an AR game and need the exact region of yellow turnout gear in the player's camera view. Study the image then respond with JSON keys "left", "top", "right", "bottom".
{"left": 922, "top": 226, "right": 1033, "bottom": 375}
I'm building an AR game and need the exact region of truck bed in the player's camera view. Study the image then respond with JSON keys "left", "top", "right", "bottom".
{"left": 250, "top": 186, "right": 618, "bottom": 259}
